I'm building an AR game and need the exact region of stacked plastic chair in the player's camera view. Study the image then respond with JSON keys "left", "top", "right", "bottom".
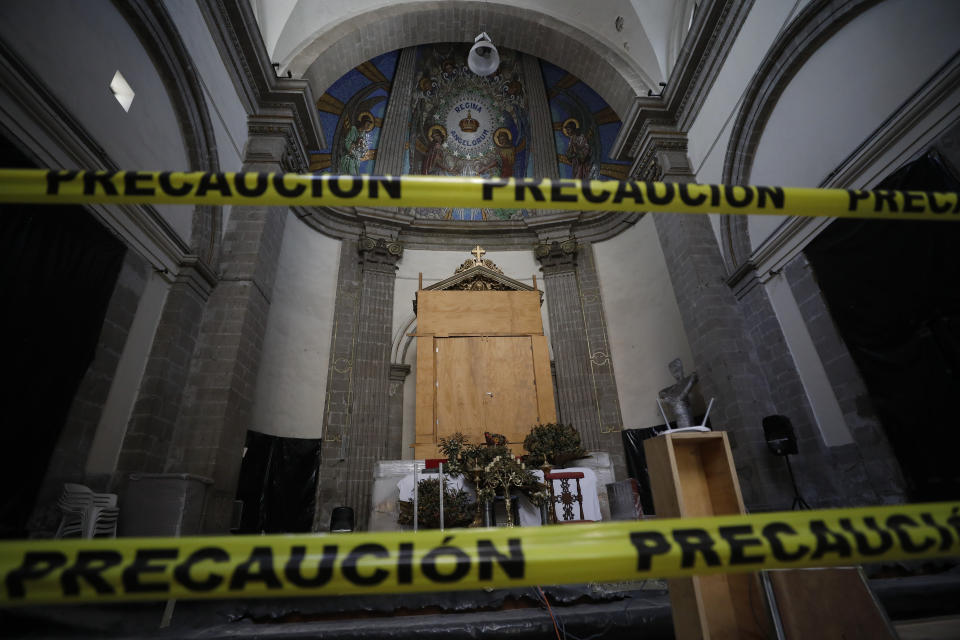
{"left": 54, "top": 483, "right": 89, "bottom": 538}
{"left": 54, "top": 483, "right": 120, "bottom": 539}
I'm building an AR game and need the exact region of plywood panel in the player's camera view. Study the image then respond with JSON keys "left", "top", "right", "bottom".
{"left": 415, "top": 335, "right": 436, "bottom": 443}
{"left": 643, "top": 434, "right": 682, "bottom": 517}
{"left": 728, "top": 573, "right": 769, "bottom": 640}
{"left": 698, "top": 574, "right": 741, "bottom": 638}
{"left": 531, "top": 335, "right": 557, "bottom": 424}
{"left": 704, "top": 436, "right": 747, "bottom": 514}
{"left": 434, "top": 337, "right": 540, "bottom": 444}
{"left": 673, "top": 441, "right": 714, "bottom": 516}
{"left": 770, "top": 568, "right": 896, "bottom": 639}
{"left": 483, "top": 337, "right": 539, "bottom": 442}
{"left": 417, "top": 291, "right": 543, "bottom": 335}
{"left": 436, "top": 338, "right": 485, "bottom": 440}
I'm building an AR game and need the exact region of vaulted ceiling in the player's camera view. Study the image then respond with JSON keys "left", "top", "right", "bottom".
{"left": 249, "top": 0, "right": 698, "bottom": 118}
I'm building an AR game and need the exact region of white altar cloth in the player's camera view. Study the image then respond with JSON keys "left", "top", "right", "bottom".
{"left": 396, "top": 467, "right": 601, "bottom": 526}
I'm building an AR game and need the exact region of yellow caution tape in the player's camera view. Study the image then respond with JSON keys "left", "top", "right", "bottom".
{"left": 1, "top": 502, "right": 958, "bottom": 604}
{"left": 0, "top": 169, "right": 958, "bottom": 220}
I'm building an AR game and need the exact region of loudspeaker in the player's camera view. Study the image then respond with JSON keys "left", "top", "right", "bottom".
{"left": 762, "top": 414, "right": 798, "bottom": 456}
{"left": 330, "top": 506, "right": 354, "bottom": 533}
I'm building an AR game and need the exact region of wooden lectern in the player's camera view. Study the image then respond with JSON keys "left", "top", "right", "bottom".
{"left": 412, "top": 250, "right": 557, "bottom": 459}
{"left": 644, "top": 431, "right": 896, "bottom": 639}
{"left": 644, "top": 431, "right": 770, "bottom": 640}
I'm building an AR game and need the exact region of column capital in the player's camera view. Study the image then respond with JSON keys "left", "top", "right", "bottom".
{"left": 535, "top": 237, "right": 580, "bottom": 274}
{"left": 629, "top": 128, "right": 693, "bottom": 182}
{"left": 358, "top": 233, "right": 403, "bottom": 271}
{"left": 389, "top": 363, "right": 412, "bottom": 382}
{"left": 172, "top": 254, "right": 219, "bottom": 301}
{"left": 245, "top": 114, "right": 310, "bottom": 172}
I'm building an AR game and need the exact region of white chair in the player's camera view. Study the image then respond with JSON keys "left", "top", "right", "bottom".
{"left": 54, "top": 484, "right": 119, "bottom": 539}
{"left": 86, "top": 493, "right": 119, "bottom": 538}
{"left": 656, "top": 397, "right": 715, "bottom": 434}
{"left": 54, "top": 484, "right": 93, "bottom": 538}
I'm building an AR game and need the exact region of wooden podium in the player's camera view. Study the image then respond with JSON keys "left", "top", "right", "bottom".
{"left": 644, "top": 431, "right": 896, "bottom": 639}
{"left": 644, "top": 431, "right": 770, "bottom": 640}
{"left": 412, "top": 251, "right": 557, "bottom": 459}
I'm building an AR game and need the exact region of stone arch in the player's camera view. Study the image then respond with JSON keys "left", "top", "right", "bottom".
{"left": 284, "top": 2, "right": 657, "bottom": 119}
{"left": 118, "top": 0, "right": 223, "bottom": 267}
{"left": 391, "top": 314, "right": 418, "bottom": 366}
{"left": 719, "top": 0, "right": 880, "bottom": 272}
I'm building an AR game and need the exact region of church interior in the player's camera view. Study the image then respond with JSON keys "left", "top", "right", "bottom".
{"left": 1, "top": 0, "right": 959, "bottom": 637}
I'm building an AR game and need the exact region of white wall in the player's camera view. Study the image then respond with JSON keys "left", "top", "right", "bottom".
{"left": 250, "top": 213, "right": 341, "bottom": 439}
{"left": 594, "top": 214, "right": 695, "bottom": 430}
{"left": 0, "top": 1, "right": 193, "bottom": 241}
{"left": 684, "top": 0, "right": 804, "bottom": 248}
{"left": 748, "top": 0, "right": 960, "bottom": 250}
{"left": 164, "top": 0, "right": 250, "bottom": 231}
{"left": 250, "top": 0, "right": 300, "bottom": 63}
{"left": 394, "top": 248, "right": 549, "bottom": 458}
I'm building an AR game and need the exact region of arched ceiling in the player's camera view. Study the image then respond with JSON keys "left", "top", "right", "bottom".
{"left": 250, "top": 0, "right": 696, "bottom": 118}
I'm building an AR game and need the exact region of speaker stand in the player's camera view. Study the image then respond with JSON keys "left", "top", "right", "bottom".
{"left": 783, "top": 455, "right": 811, "bottom": 510}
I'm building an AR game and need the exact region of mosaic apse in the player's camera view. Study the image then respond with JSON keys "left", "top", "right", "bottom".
{"left": 309, "top": 51, "right": 400, "bottom": 175}
{"left": 308, "top": 47, "right": 630, "bottom": 221}
{"left": 405, "top": 44, "right": 532, "bottom": 221}
{"left": 541, "top": 60, "right": 630, "bottom": 182}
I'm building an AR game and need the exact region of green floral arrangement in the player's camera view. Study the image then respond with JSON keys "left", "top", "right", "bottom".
{"left": 398, "top": 477, "right": 475, "bottom": 529}
{"left": 523, "top": 423, "right": 588, "bottom": 467}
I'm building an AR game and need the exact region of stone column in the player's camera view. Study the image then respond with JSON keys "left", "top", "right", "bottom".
{"left": 535, "top": 240, "right": 600, "bottom": 438}
{"left": 165, "top": 116, "right": 308, "bottom": 532}
{"left": 640, "top": 134, "right": 785, "bottom": 508}
{"left": 114, "top": 261, "right": 216, "bottom": 481}
{"left": 316, "top": 235, "right": 402, "bottom": 531}
{"left": 314, "top": 238, "right": 363, "bottom": 532}
{"left": 374, "top": 47, "right": 417, "bottom": 175}
{"left": 535, "top": 239, "right": 626, "bottom": 480}
{"left": 573, "top": 244, "right": 626, "bottom": 476}
{"left": 346, "top": 235, "right": 402, "bottom": 529}
{"left": 522, "top": 53, "right": 559, "bottom": 180}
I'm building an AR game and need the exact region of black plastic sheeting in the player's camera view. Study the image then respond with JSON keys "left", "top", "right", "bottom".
{"left": 235, "top": 431, "right": 321, "bottom": 534}
{"left": 621, "top": 427, "right": 668, "bottom": 516}
{"left": 803, "top": 151, "right": 960, "bottom": 502}
{"left": 621, "top": 413, "right": 712, "bottom": 516}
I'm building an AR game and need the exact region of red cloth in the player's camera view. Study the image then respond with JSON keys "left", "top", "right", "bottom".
{"left": 424, "top": 458, "right": 448, "bottom": 469}
{"left": 544, "top": 471, "right": 585, "bottom": 480}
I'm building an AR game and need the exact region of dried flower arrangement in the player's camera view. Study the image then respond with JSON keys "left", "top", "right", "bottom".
{"left": 397, "top": 477, "right": 475, "bottom": 529}
{"left": 522, "top": 423, "right": 588, "bottom": 467}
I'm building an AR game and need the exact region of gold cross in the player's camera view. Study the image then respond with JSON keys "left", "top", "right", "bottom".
{"left": 471, "top": 245, "right": 486, "bottom": 264}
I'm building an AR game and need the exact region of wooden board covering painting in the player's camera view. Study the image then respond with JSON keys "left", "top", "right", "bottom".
{"left": 412, "top": 253, "right": 556, "bottom": 459}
